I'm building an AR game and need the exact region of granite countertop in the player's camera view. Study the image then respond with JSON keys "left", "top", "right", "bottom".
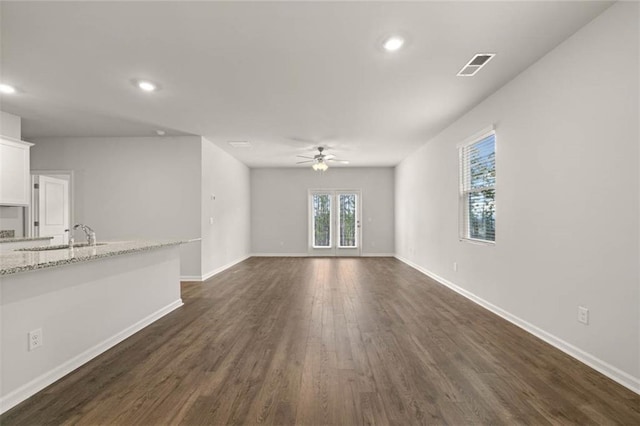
{"left": 0, "top": 236, "right": 54, "bottom": 243}
{"left": 0, "top": 239, "right": 200, "bottom": 276}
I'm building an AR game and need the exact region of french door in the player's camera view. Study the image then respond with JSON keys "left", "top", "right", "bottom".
{"left": 308, "top": 190, "right": 361, "bottom": 256}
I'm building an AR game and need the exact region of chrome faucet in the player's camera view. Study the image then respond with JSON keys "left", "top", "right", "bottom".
{"left": 72, "top": 224, "right": 97, "bottom": 246}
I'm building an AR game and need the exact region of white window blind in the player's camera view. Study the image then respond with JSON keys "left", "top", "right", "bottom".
{"left": 459, "top": 131, "right": 496, "bottom": 242}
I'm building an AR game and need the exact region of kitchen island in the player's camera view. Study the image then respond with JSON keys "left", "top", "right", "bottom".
{"left": 0, "top": 239, "right": 198, "bottom": 414}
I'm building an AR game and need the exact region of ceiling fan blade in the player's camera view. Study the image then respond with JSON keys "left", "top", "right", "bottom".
{"left": 296, "top": 155, "right": 315, "bottom": 159}
{"left": 323, "top": 154, "right": 336, "bottom": 160}
{"left": 326, "top": 159, "right": 349, "bottom": 164}
{"left": 296, "top": 160, "right": 315, "bottom": 164}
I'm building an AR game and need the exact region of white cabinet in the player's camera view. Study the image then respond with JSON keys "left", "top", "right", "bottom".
{"left": 0, "top": 137, "right": 33, "bottom": 205}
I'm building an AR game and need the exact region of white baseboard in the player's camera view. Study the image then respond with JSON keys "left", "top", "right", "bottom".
{"left": 180, "top": 275, "right": 202, "bottom": 281}
{"left": 250, "top": 253, "right": 308, "bottom": 257}
{"left": 181, "top": 255, "right": 250, "bottom": 282}
{"left": 395, "top": 255, "right": 640, "bottom": 395}
{"left": 201, "top": 256, "right": 249, "bottom": 281}
{"left": 0, "top": 299, "right": 183, "bottom": 414}
{"left": 250, "top": 253, "right": 395, "bottom": 258}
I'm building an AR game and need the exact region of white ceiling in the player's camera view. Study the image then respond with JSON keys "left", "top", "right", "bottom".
{"left": 0, "top": 1, "right": 612, "bottom": 167}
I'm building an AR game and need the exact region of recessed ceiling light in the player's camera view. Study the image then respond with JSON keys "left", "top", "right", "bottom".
{"left": 0, "top": 84, "right": 17, "bottom": 94}
{"left": 156, "top": 130, "right": 166, "bottom": 136}
{"left": 383, "top": 36, "right": 405, "bottom": 52}
{"left": 137, "top": 80, "right": 157, "bottom": 92}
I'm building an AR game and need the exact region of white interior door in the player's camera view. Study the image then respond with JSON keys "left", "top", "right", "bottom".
{"left": 37, "top": 175, "right": 69, "bottom": 245}
{"left": 308, "top": 190, "right": 361, "bottom": 257}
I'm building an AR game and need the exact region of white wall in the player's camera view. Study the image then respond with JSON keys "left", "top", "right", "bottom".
{"left": 200, "top": 138, "right": 251, "bottom": 279}
{"left": 395, "top": 2, "right": 639, "bottom": 391}
{"left": 0, "top": 111, "right": 21, "bottom": 140}
{"left": 251, "top": 167, "right": 394, "bottom": 255}
{"left": 30, "top": 136, "right": 203, "bottom": 276}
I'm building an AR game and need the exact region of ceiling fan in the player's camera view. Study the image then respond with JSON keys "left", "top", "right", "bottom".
{"left": 296, "top": 147, "right": 349, "bottom": 171}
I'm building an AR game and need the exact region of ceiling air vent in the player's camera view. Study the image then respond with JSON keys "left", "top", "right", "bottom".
{"left": 228, "top": 141, "right": 252, "bottom": 148}
{"left": 457, "top": 53, "right": 495, "bottom": 77}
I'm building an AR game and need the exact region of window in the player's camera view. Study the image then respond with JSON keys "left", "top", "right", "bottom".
{"left": 459, "top": 129, "right": 496, "bottom": 243}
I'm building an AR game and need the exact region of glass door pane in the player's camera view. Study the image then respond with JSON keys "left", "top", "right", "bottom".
{"left": 312, "top": 193, "right": 332, "bottom": 248}
{"left": 339, "top": 194, "right": 357, "bottom": 248}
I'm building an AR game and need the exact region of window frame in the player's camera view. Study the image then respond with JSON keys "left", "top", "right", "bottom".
{"left": 458, "top": 126, "right": 496, "bottom": 245}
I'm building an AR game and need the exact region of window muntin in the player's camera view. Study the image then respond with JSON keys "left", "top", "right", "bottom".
{"left": 459, "top": 131, "right": 496, "bottom": 243}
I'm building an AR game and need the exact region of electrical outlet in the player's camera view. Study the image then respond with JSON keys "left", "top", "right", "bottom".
{"left": 578, "top": 306, "right": 589, "bottom": 325}
{"left": 28, "top": 328, "right": 43, "bottom": 351}
{"left": 453, "top": 262, "right": 458, "bottom": 272}
{"left": 209, "top": 217, "right": 214, "bottom": 225}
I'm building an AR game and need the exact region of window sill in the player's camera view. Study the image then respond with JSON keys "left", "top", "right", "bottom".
{"left": 459, "top": 237, "right": 495, "bottom": 246}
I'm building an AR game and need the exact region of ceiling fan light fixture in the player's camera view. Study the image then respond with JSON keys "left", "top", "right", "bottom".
{"left": 312, "top": 161, "right": 328, "bottom": 172}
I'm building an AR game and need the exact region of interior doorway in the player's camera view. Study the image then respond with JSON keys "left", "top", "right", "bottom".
{"left": 308, "top": 189, "right": 361, "bottom": 257}
{"left": 30, "top": 171, "right": 73, "bottom": 245}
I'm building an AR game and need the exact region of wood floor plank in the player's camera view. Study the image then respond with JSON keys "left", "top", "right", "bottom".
{"left": 2, "top": 257, "right": 638, "bottom": 425}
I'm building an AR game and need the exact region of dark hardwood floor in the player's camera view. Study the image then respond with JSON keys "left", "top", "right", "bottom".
{"left": 2, "top": 257, "right": 639, "bottom": 425}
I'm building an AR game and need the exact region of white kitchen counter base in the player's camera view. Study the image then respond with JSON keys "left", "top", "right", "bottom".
{"left": 0, "top": 242, "right": 187, "bottom": 414}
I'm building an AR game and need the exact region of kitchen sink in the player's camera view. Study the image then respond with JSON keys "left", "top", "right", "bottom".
{"left": 16, "top": 243, "right": 108, "bottom": 252}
